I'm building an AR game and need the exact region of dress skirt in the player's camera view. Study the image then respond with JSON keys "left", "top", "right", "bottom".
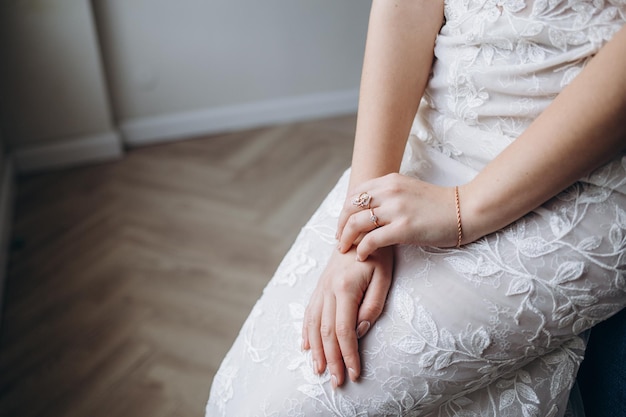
{"left": 206, "top": 144, "right": 626, "bottom": 417}
{"left": 207, "top": 0, "right": 626, "bottom": 414}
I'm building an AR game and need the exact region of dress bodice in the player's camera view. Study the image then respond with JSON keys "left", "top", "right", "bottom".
{"left": 410, "top": 0, "right": 626, "bottom": 172}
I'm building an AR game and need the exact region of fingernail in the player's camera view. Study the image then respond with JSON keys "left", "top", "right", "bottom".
{"left": 313, "top": 359, "right": 319, "bottom": 374}
{"left": 337, "top": 243, "right": 342, "bottom": 252}
{"left": 355, "top": 254, "right": 363, "bottom": 262}
{"left": 348, "top": 367, "right": 358, "bottom": 381}
{"left": 331, "top": 374, "right": 338, "bottom": 390}
{"left": 356, "top": 321, "right": 371, "bottom": 339}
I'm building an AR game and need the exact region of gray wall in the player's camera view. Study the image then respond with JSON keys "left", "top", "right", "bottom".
{"left": 0, "top": 0, "right": 115, "bottom": 147}
{"left": 95, "top": 0, "right": 369, "bottom": 119}
{"left": 1, "top": 0, "right": 371, "bottom": 172}
{"left": 94, "top": 0, "right": 370, "bottom": 145}
{"left": 0, "top": 0, "right": 123, "bottom": 172}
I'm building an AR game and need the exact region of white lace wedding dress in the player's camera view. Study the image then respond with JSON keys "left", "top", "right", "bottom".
{"left": 206, "top": 1, "right": 626, "bottom": 416}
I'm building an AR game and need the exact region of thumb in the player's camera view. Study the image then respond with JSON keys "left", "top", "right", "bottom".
{"left": 356, "top": 228, "right": 395, "bottom": 262}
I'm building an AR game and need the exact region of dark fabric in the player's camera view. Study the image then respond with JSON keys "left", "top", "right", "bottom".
{"left": 577, "top": 307, "right": 626, "bottom": 417}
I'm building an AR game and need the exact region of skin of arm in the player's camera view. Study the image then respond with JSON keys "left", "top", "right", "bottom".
{"left": 338, "top": 23, "right": 626, "bottom": 261}
{"left": 347, "top": 0, "right": 444, "bottom": 190}
{"left": 301, "top": 0, "right": 445, "bottom": 389}
{"left": 461, "top": 24, "right": 626, "bottom": 243}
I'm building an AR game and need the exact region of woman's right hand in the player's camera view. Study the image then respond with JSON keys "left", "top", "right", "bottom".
{"left": 336, "top": 174, "right": 461, "bottom": 261}
{"left": 302, "top": 245, "right": 394, "bottom": 389}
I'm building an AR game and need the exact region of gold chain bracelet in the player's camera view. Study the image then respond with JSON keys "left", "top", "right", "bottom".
{"left": 454, "top": 186, "right": 463, "bottom": 248}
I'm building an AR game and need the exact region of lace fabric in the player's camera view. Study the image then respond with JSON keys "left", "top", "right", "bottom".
{"left": 206, "top": 1, "right": 626, "bottom": 416}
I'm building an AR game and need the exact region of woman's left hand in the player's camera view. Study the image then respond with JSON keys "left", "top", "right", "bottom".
{"left": 302, "top": 246, "right": 394, "bottom": 388}
{"left": 337, "top": 173, "right": 460, "bottom": 261}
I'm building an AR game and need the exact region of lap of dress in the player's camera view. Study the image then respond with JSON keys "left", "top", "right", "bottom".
{"left": 206, "top": 150, "right": 626, "bottom": 417}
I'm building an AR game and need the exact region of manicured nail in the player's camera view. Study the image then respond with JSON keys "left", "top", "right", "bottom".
{"left": 348, "top": 367, "right": 358, "bottom": 381}
{"left": 331, "top": 374, "right": 338, "bottom": 390}
{"left": 356, "top": 321, "right": 371, "bottom": 339}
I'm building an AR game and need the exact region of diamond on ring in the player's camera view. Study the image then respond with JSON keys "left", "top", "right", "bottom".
{"left": 352, "top": 192, "right": 371, "bottom": 209}
{"left": 369, "top": 208, "right": 380, "bottom": 228}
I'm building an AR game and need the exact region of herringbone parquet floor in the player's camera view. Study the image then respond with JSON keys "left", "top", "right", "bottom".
{"left": 0, "top": 114, "right": 356, "bottom": 417}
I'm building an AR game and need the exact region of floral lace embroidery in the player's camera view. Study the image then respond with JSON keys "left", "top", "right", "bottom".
{"left": 207, "top": 1, "right": 626, "bottom": 416}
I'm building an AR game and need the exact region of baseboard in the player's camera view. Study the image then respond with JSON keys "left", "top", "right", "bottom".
{"left": 120, "top": 89, "right": 359, "bottom": 146}
{"left": 0, "top": 157, "right": 15, "bottom": 326}
{"left": 12, "top": 130, "right": 124, "bottom": 174}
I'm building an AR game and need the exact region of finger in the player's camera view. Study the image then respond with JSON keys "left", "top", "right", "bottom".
{"left": 336, "top": 192, "right": 366, "bottom": 240}
{"left": 302, "top": 295, "right": 315, "bottom": 351}
{"left": 356, "top": 255, "right": 393, "bottom": 337}
{"left": 336, "top": 201, "right": 354, "bottom": 241}
{"left": 302, "top": 322, "right": 309, "bottom": 351}
{"left": 334, "top": 290, "right": 361, "bottom": 382}
{"left": 338, "top": 210, "right": 380, "bottom": 253}
{"left": 305, "top": 294, "right": 326, "bottom": 374}
{"left": 337, "top": 184, "right": 380, "bottom": 240}
{"left": 356, "top": 226, "right": 399, "bottom": 261}
{"left": 302, "top": 305, "right": 311, "bottom": 351}
{"left": 320, "top": 295, "right": 344, "bottom": 389}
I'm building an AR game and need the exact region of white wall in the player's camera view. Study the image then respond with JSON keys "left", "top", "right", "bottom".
{"left": 93, "top": 0, "right": 371, "bottom": 145}
{"left": 0, "top": 0, "right": 123, "bottom": 172}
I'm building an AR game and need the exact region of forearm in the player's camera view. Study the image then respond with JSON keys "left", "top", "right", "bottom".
{"left": 462, "top": 25, "right": 626, "bottom": 243}
{"left": 348, "top": 0, "right": 444, "bottom": 192}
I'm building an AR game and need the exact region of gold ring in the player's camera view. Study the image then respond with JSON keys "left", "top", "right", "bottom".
{"left": 351, "top": 192, "right": 371, "bottom": 209}
{"left": 369, "top": 208, "right": 380, "bottom": 228}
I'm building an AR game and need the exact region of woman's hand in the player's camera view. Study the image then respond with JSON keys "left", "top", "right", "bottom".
{"left": 302, "top": 245, "right": 394, "bottom": 389}
{"left": 337, "top": 173, "right": 460, "bottom": 261}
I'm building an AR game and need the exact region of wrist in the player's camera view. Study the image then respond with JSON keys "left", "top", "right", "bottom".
{"left": 459, "top": 178, "right": 525, "bottom": 244}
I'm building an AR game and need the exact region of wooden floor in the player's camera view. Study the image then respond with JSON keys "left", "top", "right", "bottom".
{"left": 0, "top": 115, "right": 356, "bottom": 417}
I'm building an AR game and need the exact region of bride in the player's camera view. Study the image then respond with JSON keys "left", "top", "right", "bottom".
{"left": 207, "top": 0, "right": 626, "bottom": 415}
